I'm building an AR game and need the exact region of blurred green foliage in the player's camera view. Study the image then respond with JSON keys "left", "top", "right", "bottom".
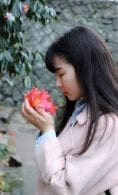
{"left": 0, "top": 171, "right": 23, "bottom": 192}
{"left": 0, "top": 143, "right": 9, "bottom": 160}
{"left": 0, "top": 0, "right": 57, "bottom": 88}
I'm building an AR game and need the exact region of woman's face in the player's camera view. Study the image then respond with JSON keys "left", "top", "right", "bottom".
{"left": 53, "top": 56, "right": 84, "bottom": 101}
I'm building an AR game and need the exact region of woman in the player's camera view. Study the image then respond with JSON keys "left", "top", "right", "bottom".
{"left": 22, "top": 26, "right": 118, "bottom": 195}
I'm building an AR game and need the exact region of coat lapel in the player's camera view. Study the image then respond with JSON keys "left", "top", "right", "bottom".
{"left": 58, "top": 106, "right": 90, "bottom": 155}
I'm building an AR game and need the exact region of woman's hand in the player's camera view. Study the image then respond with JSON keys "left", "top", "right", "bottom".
{"left": 21, "top": 98, "right": 55, "bottom": 133}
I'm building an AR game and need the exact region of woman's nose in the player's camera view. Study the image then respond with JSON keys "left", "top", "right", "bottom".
{"left": 56, "top": 77, "right": 62, "bottom": 88}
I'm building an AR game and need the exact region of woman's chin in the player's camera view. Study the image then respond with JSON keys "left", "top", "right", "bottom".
{"left": 66, "top": 95, "right": 76, "bottom": 101}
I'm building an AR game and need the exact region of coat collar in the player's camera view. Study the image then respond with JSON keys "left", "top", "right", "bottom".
{"left": 76, "top": 105, "right": 90, "bottom": 126}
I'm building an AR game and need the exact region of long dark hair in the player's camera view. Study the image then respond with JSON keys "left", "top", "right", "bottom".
{"left": 45, "top": 26, "right": 118, "bottom": 154}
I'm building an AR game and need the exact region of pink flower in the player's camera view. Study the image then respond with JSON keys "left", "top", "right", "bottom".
{"left": 22, "top": 3, "right": 30, "bottom": 13}
{"left": 24, "top": 87, "right": 57, "bottom": 115}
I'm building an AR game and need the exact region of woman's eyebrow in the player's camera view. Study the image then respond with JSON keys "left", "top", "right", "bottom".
{"left": 55, "top": 67, "right": 62, "bottom": 72}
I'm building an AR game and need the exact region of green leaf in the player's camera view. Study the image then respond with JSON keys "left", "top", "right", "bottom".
{"left": 0, "top": 52, "right": 4, "bottom": 61}
{"left": 34, "top": 51, "right": 44, "bottom": 62}
{"left": 3, "top": 0, "right": 11, "bottom": 5}
{"left": 33, "top": 1, "right": 40, "bottom": 12}
{"left": 40, "top": 16, "right": 46, "bottom": 25}
{"left": 20, "top": 51, "right": 29, "bottom": 60}
{"left": 0, "top": 59, "right": 7, "bottom": 73}
{"left": 12, "top": 0, "right": 21, "bottom": 17}
{"left": 44, "top": 6, "right": 50, "bottom": 14}
{"left": 4, "top": 50, "right": 13, "bottom": 62}
{"left": 24, "top": 76, "right": 32, "bottom": 89}
{"left": 28, "top": 52, "right": 34, "bottom": 62}
{"left": 14, "top": 62, "right": 26, "bottom": 75}
{"left": 13, "top": 19, "right": 22, "bottom": 32}
{"left": 2, "top": 77, "right": 14, "bottom": 86}
{"left": 24, "top": 62, "right": 32, "bottom": 74}
{"left": 49, "top": 8, "right": 56, "bottom": 17}
{"left": 15, "top": 63, "right": 22, "bottom": 73}
{"left": 0, "top": 37, "right": 9, "bottom": 48}
{"left": 21, "top": 63, "right": 27, "bottom": 74}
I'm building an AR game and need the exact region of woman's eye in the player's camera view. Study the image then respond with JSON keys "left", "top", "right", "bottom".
{"left": 59, "top": 73, "right": 64, "bottom": 77}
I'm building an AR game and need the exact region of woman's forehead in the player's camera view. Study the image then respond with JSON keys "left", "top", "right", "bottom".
{"left": 53, "top": 56, "right": 69, "bottom": 68}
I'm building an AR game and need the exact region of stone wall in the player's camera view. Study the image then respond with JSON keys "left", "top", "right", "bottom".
{"left": 0, "top": 0, "right": 118, "bottom": 107}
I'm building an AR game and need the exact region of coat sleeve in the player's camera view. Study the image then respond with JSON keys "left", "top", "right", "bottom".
{"left": 35, "top": 114, "right": 118, "bottom": 195}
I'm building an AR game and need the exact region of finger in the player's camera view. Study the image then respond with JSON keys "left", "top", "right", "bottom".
{"left": 35, "top": 107, "right": 47, "bottom": 116}
{"left": 21, "top": 103, "right": 29, "bottom": 122}
{"left": 24, "top": 99, "right": 44, "bottom": 122}
{"left": 35, "top": 106, "right": 53, "bottom": 118}
{"left": 21, "top": 103, "right": 26, "bottom": 118}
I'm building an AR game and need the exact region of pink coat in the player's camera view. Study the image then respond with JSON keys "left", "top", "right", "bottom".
{"left": 35, "top": 107, "right": 118, "bottom": 195}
